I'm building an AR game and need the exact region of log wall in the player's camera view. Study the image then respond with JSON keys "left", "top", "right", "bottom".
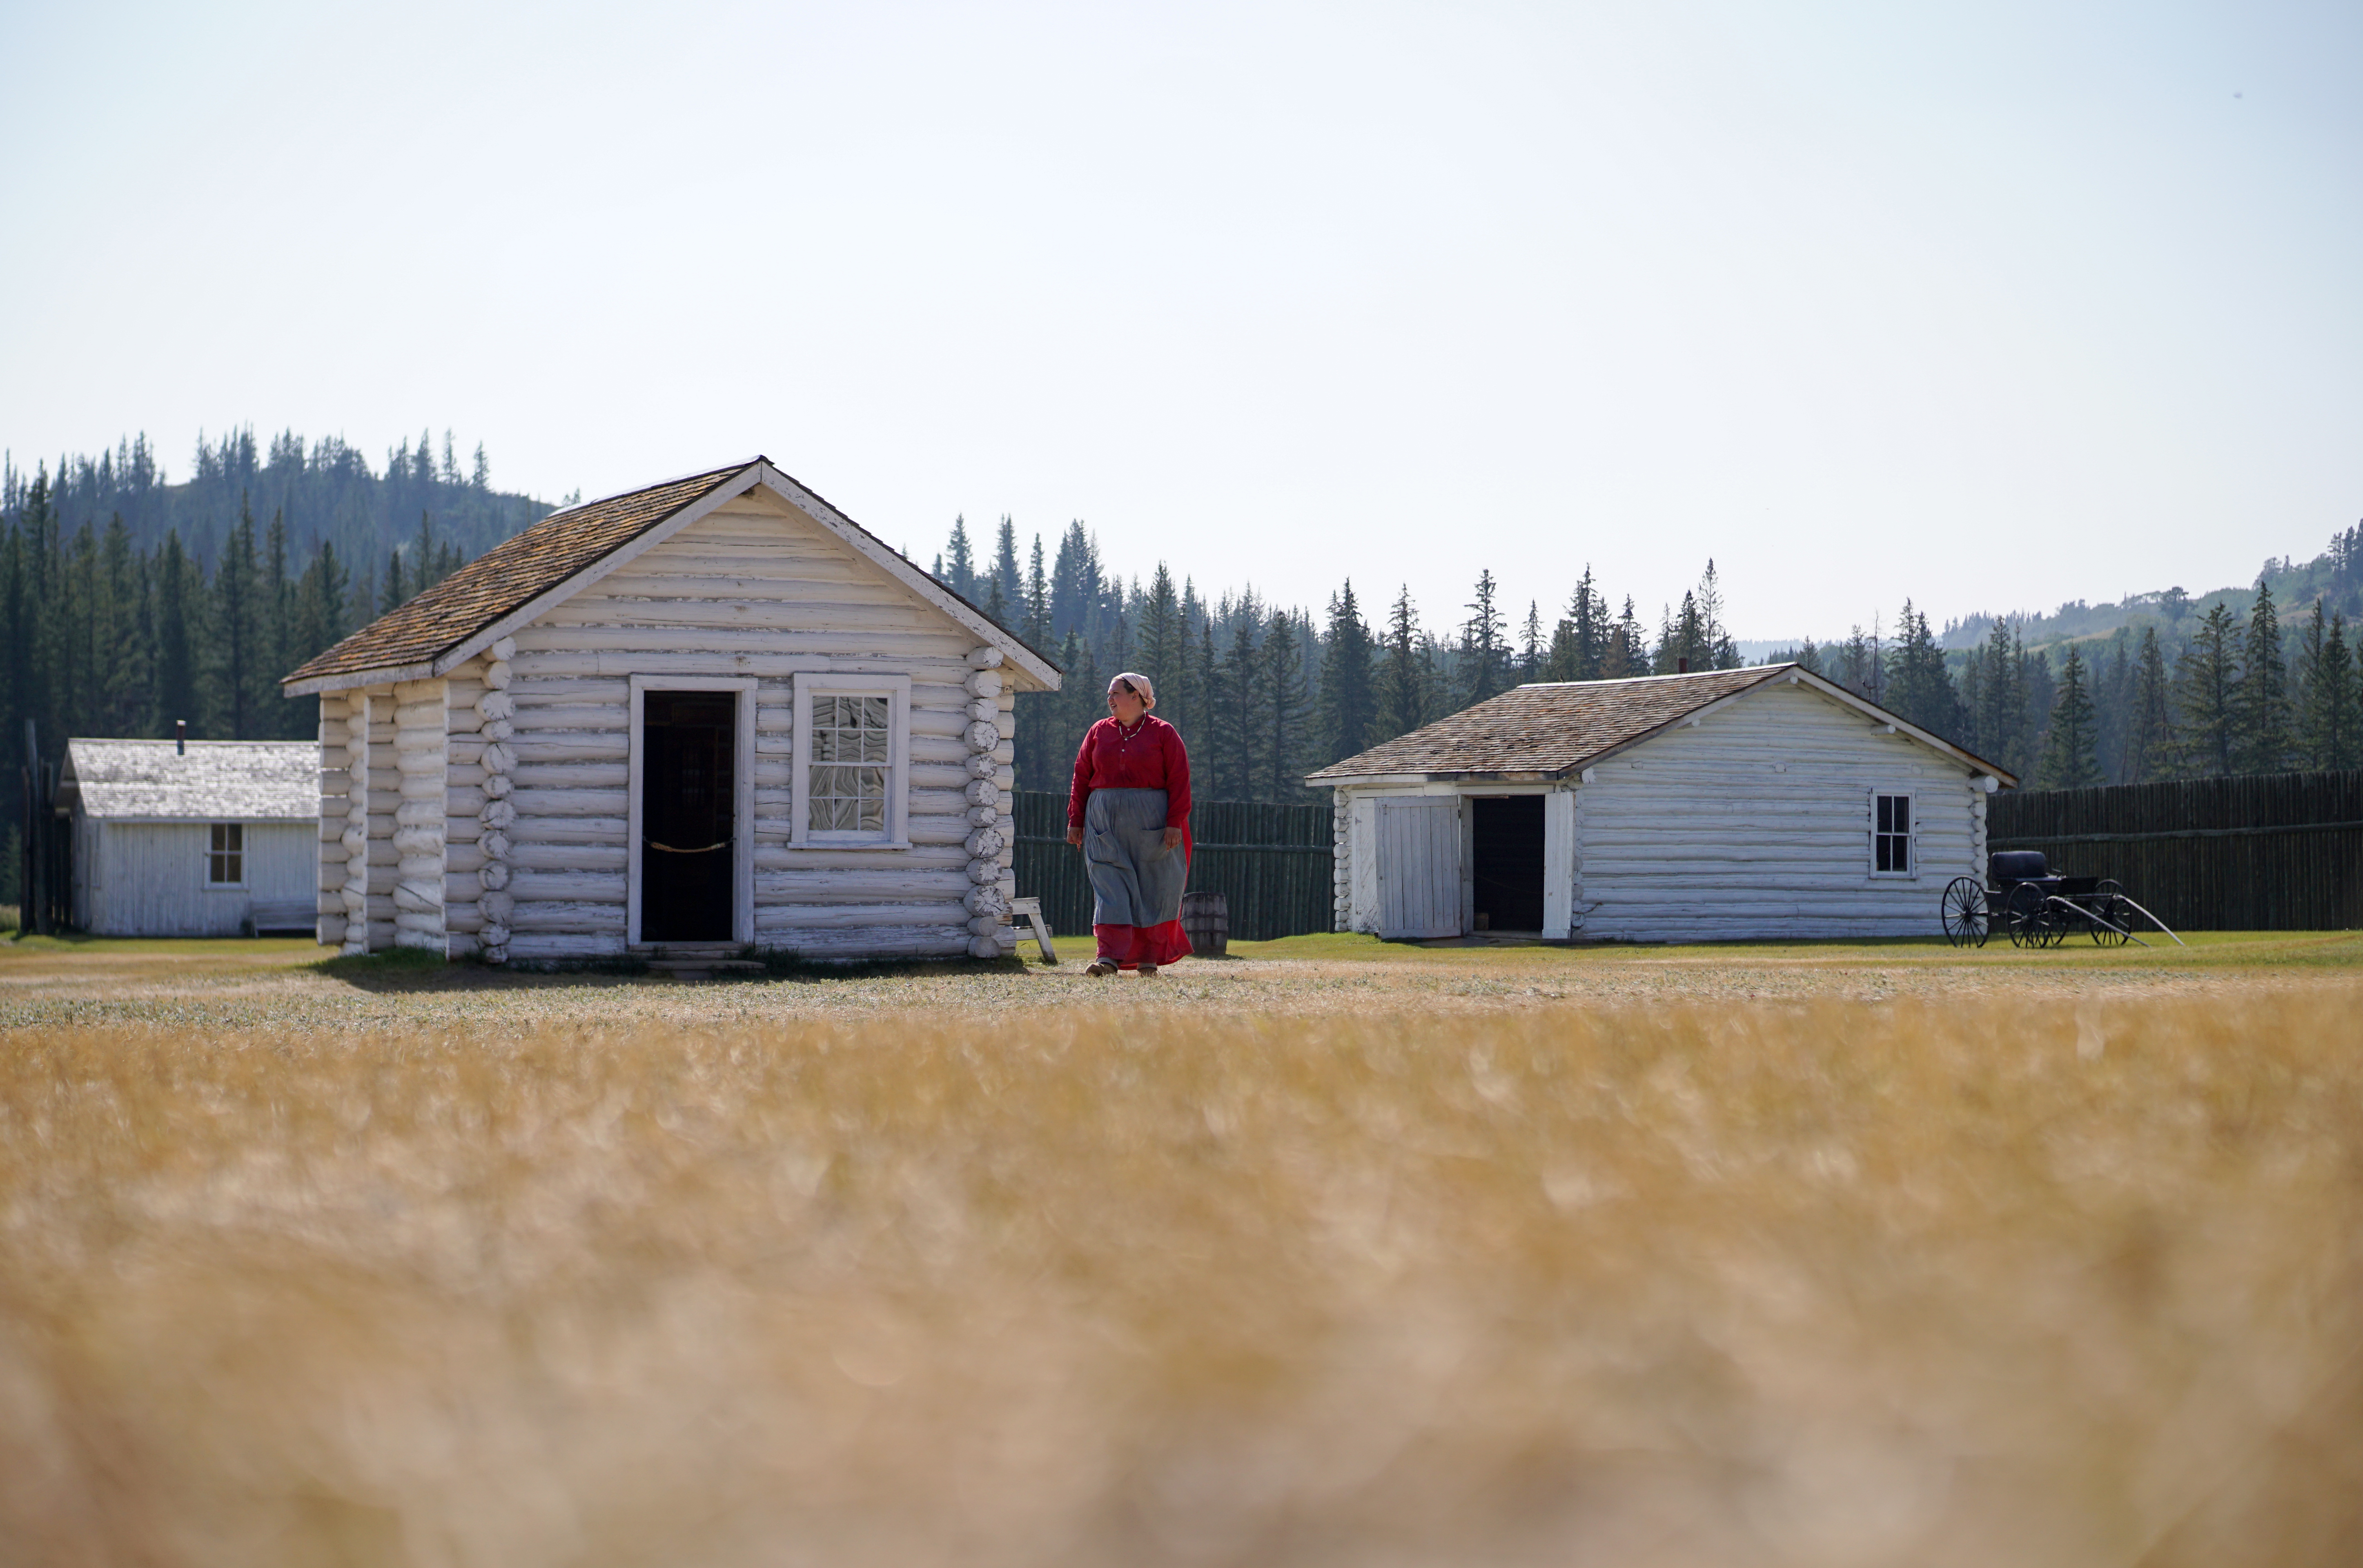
{"left": 498, "top": 490, "right": 1027, "bottom": 961}
{"left": 1575, "top": 681, "right": 1984, "bottom": 941}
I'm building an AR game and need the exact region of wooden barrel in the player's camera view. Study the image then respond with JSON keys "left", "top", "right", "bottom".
{"left": 1180, "top": 890, "right": 1229, "bottom": 957}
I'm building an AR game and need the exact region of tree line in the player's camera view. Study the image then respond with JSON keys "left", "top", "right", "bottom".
{"left": 942, "top": 513, "right": 2363, "bottom": 806}
{"left": 933, "top": 513, "right": 1751, "bottom": 802}
{"left": 1774, "top": 561, "right": 2359, "bottom": 790}
{"left": 0, "top": 434, "right": 552, "bottom": 902}
{"left": 7, "top": 429, "right": 2354, "bottom": 910}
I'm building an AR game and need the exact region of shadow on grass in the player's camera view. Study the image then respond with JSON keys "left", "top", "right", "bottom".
{"left": 309, "top": 946, "right": 1036, "bottom": 992}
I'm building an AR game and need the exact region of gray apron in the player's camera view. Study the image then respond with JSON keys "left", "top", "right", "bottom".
{"left": 1084, "top": 787, "right": 1187, "bottom": 927}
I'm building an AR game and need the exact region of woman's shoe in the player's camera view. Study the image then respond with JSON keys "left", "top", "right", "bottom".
{"left": 1135, "top": 963, "right": 1158, "bottom": 978}
{"left": 1085, "top": 959, "right": 1119, "bottom": 977}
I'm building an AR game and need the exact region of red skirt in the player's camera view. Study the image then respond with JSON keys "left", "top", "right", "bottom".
{"left": 1094, "top": 920, "right": 1193, "bottom": 968}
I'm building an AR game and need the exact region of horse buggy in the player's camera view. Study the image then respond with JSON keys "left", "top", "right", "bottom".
{"left": 1940, "top": 850, "right": 2182, "bottom": 949}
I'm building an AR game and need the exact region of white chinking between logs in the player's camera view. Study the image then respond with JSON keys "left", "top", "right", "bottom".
{"left": 477, "top": 637, "right": 517, "bottom": 962}
{"left": 962, "top": 647, "right": 1015, "bottom": 958}
{"left": 340, "top": 696, "right": 370, "bottom": 954}
{"left": 391, "top": 680, "right": 447, "bottom": 950}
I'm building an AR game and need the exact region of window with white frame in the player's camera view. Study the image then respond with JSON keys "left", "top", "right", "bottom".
{"left": 1871, "top": 792, "right": 1914, "bottom": 876}
{"left": 792, "top": 674, "right": 911, "bottom": 846}
{"left": 810, "top": 695, "right": 892, "bottom": 833}
{"left": 207, "top": 822, "right": 244, "bottom": 884}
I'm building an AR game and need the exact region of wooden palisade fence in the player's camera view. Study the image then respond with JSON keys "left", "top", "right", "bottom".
{"left": 1011, "top": 790, "right": 1336, "bottom": 943}
{"left": 1989, "top": 768, "right": 2363, "bottom": 931}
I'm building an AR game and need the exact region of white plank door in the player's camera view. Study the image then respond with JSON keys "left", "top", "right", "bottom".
{"left": 1377, "top": 797, "right": 1461, "bottom": 939}
{"left": 1543, "top": 789, "right": 1577, "bottom": 938}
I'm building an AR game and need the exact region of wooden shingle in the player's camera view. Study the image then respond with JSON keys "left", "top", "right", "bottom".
{"left": 1311, "top": 667, "right": 1793, "bottom": 781}
{"left": 283, "top": 463, "right": 753, "bottom": 687}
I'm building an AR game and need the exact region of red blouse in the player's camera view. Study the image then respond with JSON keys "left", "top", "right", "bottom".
{"left": 1068, "top": 714, "right": 1192, "bottom": 833}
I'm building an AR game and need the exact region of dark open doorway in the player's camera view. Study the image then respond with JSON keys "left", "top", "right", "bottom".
{"left": 1470, "top": 795, "right": 1545, "bottom": 933}
{"left": 641, "top": 690, "right": 736, "bottom": 942}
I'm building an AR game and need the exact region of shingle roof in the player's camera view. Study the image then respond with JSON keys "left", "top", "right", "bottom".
{"left": 284, "top": 462, "right": 754, "bottom": 686}
{"left": 1308, "top": 666, "right": 1789, "bottom": 782}
{"left": 60, "top": 739, "right": 318, "bottom": 821}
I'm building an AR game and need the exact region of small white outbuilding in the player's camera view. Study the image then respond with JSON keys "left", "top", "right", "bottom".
{"left": 1308, "top": 664, "right": 2016, "bottom": 943}
{"left": 281, "top": 457, "right": 1059, "bottom": 963}
{"left": 57, "top": 738, "right": 322, "bottom": 936}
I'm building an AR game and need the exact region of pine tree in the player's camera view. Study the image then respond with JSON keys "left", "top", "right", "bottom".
{"left": 1024, "top": 535, "right": 1050, "bottom": 646}
{"left": 1316, "top": 580, "right": 1377, "bottom": 763}
{"left": 1696, "top": 559, "right": 1738, "bottom": 668}
{"left": 1263, "top": 608, "right": 1308, "bottom": 798}
{"left": 2092, "top": 628, "right": 2134, "bottom": 781}
{"left": 2296, "top": 603, "right": 2358, "bottom": 770}
{"left": 2121, "top": 626, "right": 2173, "bottom": 783}
{"left": 1517, "top": 601, "right": 1543, "bottom": 685}
{"left": 1595, "top": 597, "right": 1631, "bottom": 678}
{"left": 292, "top": 540, "right": 348, "bottom": 674}
{"left": 1189, "top": 617, "right": 1220, "bottom": 756}
{"left": 1136, "top": 564, "right": 1184, "bottom": 692}
{"left": 1836, "top": 625, "right": 1873, "bottom": 696}
{"left": 2172, "top": 603, "right": 2241, "bottom": 777}
{"left": 155, "top": 530, "right": 200, "bottom": 734}
{"left": 2233, "top": 581, "right": 2292, "bottom": 774}
{"left": 1882, "top": 603, "right": 1964, "bottom": 739}
{"left": 2020, "top": 646, "right": 2054, "bottom": 777}
{"left": 1048, "top": 521, "right": 1099, "bottom": 639}
{"left": 96, "top": 515, "right": 148, "bottom": 735}
{"left": 2036, "top": 645, "right": 2103, "bottom": 788}
{"left": 993, "top": 516, "right": 1022, "bottom": 609}
{"left": 1378, "top": 585, "right": 1428, "bottom": 742}
{"left": 983, "top": 577, "right": 1009, "bottom": 627}
{"left": 263, "top": 509, "right": 294, "bottom": 734}
{"left": 1543, "top": 567, "right": 1606, "bottom": 682}
{"left": 943, "top": 515, "right": 976, "bottom": 600}
{"left": 1459, "top": 569, "right": 1507, "bottom": 706}
{"left": 213, "top": 495, "right": 265, "bottom": 737}
{"left": 1209, "top": 616, "right": 1261, "bottom": 799}
{"left": 381, "top": 545, "right": 405, "bottom": 614}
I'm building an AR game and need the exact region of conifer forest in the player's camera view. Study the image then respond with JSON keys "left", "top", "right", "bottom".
{"left": 5, "top": 429, "right": 2361, "bottom": 903}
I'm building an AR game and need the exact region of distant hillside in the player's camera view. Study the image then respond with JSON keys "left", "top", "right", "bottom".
{"left": 1938, "top": 524, "right": 2362, "bottom": 657}
{"left": 0, "top": 427, "right": 553, "bottom": 589}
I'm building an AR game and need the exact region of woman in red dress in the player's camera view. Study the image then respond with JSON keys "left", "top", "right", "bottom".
{"left": 1067, "top": 672, "right": 1193, "bottom": 975}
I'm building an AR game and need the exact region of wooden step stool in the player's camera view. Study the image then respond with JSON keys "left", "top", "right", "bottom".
{"left": 1008, "top": 898, "right": 1058, "bottom": 964}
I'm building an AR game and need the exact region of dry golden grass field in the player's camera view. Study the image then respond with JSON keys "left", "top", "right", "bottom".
{"left": 3, "top": 931, "right": 2361, "bottom": 1566}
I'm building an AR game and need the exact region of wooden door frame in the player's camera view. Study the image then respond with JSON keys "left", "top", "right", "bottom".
{"left": 627, "top": 674, "right": 757, "bottom": 947}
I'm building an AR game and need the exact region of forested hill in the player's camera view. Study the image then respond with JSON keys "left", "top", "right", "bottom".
{"left": 0, "top": 429, "right": 554, "bottom": 828}
{"left": 1, "top": 428, "right": 552, "bottom": 580}
{"left": 1939, "top": 524, "right": 2363, "bottom": 656}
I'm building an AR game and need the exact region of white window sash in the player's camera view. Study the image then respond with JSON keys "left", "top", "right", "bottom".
{"left": 206, "top": 822, "right": 247, "bottom": 887}
{"left": 791, "top": 674, "right": 912, "bottom": 849}
{"left": 1867, "top": 788, "right": 1918, "bottom": 879}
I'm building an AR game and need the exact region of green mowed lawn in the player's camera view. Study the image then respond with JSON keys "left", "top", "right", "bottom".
{"left": 1232, "top": 927, "right": 2363, "bottom": 971}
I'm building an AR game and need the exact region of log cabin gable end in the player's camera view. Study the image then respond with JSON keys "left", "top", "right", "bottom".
{"left": 285, "top": 458, "right": 1060, "bottom": 696}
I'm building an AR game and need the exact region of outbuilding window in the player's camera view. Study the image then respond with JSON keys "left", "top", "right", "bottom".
{"left": 207, "top": 822, "right": 245, "bottom": 885}
{"left": 792, "top": 674, "right": 911, "bottom": 847}
{"left": 1871, "top": 792, "right": 1914, "bottom": 876}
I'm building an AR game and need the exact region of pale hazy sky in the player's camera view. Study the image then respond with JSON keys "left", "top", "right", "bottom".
{"left": 3, "top": 1, "right": 2356, "bottom": 641}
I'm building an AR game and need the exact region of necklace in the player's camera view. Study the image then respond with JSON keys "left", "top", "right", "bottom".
{"left": 1114, "top": 714, "right": 1149, "bottom": 741}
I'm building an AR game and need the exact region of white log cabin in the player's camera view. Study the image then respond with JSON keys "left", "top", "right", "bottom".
{"left": 281, "top": 458, "right": 1060, "bottom": 963}
{"left": 1308, "top": 665, "right": 2017, "bottom": 943}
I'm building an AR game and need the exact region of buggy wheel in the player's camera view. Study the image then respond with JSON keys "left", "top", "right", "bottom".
{"left": 2004, "top": 883, "right": 2048, "bottom": 948}
{"left": 1941, "top": 877, "right": 1988, "bottom": 947}
{"left": 2089, "top": 880, "right": 2132, "bottom": 946}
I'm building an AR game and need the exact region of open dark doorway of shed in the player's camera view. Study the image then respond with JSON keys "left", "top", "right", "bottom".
{"left": 1471, "top": 795, "right": 1544, "bottom": 933}
{"left": 642, "top": 691, "right": 735, "bottom": 942}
